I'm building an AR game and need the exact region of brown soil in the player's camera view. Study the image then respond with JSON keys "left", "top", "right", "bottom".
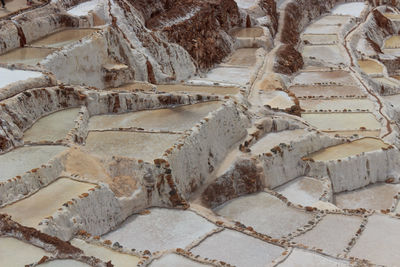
{"left": 273, "top": 44, "right": 303, "bottom": 75}
{"left": 201, "top": 158, "right": 264, "bottom": 208}
{"left": 373, "top": 9, "right": 394, "bottom": 35}
{"left": 133, "top": 0, "right": 241, "bottom": 69}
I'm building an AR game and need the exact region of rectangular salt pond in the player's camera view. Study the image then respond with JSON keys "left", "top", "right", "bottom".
{"left": 292, "top": 214, "right": 363, "bottom": 256}
{"left": 301, "top": 112, "right": 381, "bottom": 131}
{"left": 289, "top": 85, "right": 364, "bottom": 98}
{"left": 23, "top": 108, "right": 80, "bottom": 143}
{"left": 214, "top": 192, "right": 314, "bottom": 239}
{"left": 383, "top": 13, "right": 400, "bottom": 20}
{"left": 303, "top": 24, "right": 341, "bottom": 35}
{"left": 189, "top": 67, "right": 252, "bottom": 86}
{"left": 157, "top": 84, "right": 239, "bottom": 95}
{"left": 224, "top": 48, "right": 258, "bottom": 67}
{"left": 231, "top": 27, "right": 264, "bottom": 38}
{"left": 299, "top": 99, "right": 375, "bottom": 112}
{"left": 331, "top": 2, "right": 366, "bottom": 17}
{"left": 150, "top": 254, "right": 211, "bottom": 267}
{"left": 0, "top": 145, "right": 67, "bottom": 182}
{"left": 358, "top": 59, "right": 384, "bottom": 75}
{"left": 88, "top": 102, "right": 222, "bottom": 131}
{"left": 313, "top": 15, "right": 352, "bottom": 25}
{"left": 302, "top": 45, "right": 349, "bottom": 65}
{"left": 373, "top": 77, "right": 400, "bottom": 87}
{"left": 250, "top": 129, "right": 307, "bottom": 155}
{"left": 67, "top": 0, "right": 101, "bottom": 16}
{"left": 0, "top": 237, "right": 51, "bottom": 267}
{"left": 301, "top": 34, "right": 338, "bottom": 45}
{"left": 190, "top": 229, "right": 284, "bottom": 267}
{"left": 349, "top": 215, "right": 400, "bottom": 266}
{"left": 71, "top": 239, "right": 140, "bottom": 267}
{"left": 31, "top": 28, "right": 99, "bottom": 48}
{"left": 383, "top": 35, "right": 400, "bottom": 49}
{"left": 334, "top": 183, "right": 400, "bottom": 210}
{"left": 0, "top": 178, "right": 94, "bottom": 228}
{"left": 277, "top": 248, "right": 349, "bottom": 267}
{"left": 0, "top": 47, "right": 56, "bottom": 65}
{"left": 102, "top": 208, "right": 218, "bottom": 252}
{"left": 84, "top": 131, "right": 181, "bottom": 162}
{"left": 0, "top": 67, "right": 43, "bottom": 88}
{"left": 293, "top": 71, "right": 357, "bottom": 85}
{"left": 309, "top": 137, "right": 389, "bottom": 161}
{"left": 234, "top": 0, "right": 257, "bottom": 9}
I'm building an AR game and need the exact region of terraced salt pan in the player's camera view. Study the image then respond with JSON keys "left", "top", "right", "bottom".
{"left": 67, "top": 0, "right": 102, "bottom": 16}
{"left": 309, "top": 138, "right": 389, "bottom": 161}
{"left": 358, "top": 59, "right": 384, "bottom": 75}
{"left": 274, "top": 177, "right": 325, "bottom": 207}
{"left": 214, "top": 192, "right": 314, "bottom": 238}
{"left": 110, "top": 82, "right": 155, "bottom": 92}
{"left": 224, "top": 48, "right": 258, "bottom": 67}
{"left": 38, "top": 260, "right": 90, "bottom": 267}
{"left": 299, "top": 99, "right": 374, "bottom": 111}
{"left": 0, "top": 0, "right": 36, "bottom": 19}
{"left": 31, "top": 29, "right": 99, "bottom": 48}
{"left": 189, "top": 67, "right": 252, "bottom": 86}
{"left": 382, "top": 48, "right": 400, "bottom": 56}
{"left": 334, "top": 183, "right": 400, "bottom": 210}
{"left": 71, "top": 239, "right": 140, "bottom": 267}
{"left": 250, "top": 129, "right": 307, "bottom": 155}
{"left": 383, "top": 13, "right": 400, "bottom": 20}
{"left": 313, "top": 15, "right": 352, "bottom": 25}
{"left": 0, "top": 178, "right": 94, "bottom": 228}
{"left": 0, "top": 47, "right": 56, "bottom": 65}
{"left": 0, "top": 237, "right": 51, "bottom": 267}
{"left": 293, "top": 214, "right": 362, "bottom": 256}
{"left": 289, "top": 85, "right": 364, "bottom": 98}
{"left": 234, "top": 0, "right": 257, "bottom": 9}
{"left": 383, "top": 35, "right": 400, "bottom": 49}
{"left": 88, "top": 102, "right": 222, "bottom": 131}
{"left": 231, "top": 27, "right": 264, "bottom": 38}
{"left": 157, "top": 84, "right": 239, "bottom": 95}
{"left": 331, "top": 2, "right": 366, "bottom": 17}
{"left": 24, "top": 108, "right": 80, "bottom": 143}
{"left": 349, "top": 214, "right": 400, "bottom": 266}
{"left": 0, "top": 67, "right": 43, "bottom": 88}
{"left": 383, "top": 93, "right": 400, "bottom": 107}
{"left": 293, "top": 71, "right": 357, "bottom": 85}
{"left": 277, "top": 248, "right": 349, "bottom": 267}
{"left": 150, "top": 254, "right": 211, "bottom": 267}
{"left": 263, "top": 90, "right": 294, "bottom": 109}
{"left": 302, "top": 45, "right": 349, "bottom": 65}
{"left": 190, "top": 229, "right": 284, "bottom": 267}
{"left": 102, "top": 208, "right": 218, "bottom": 252}
{"left": 302, "top": 113, "right": 381, "bottom": 131}
{"left": 303, "top": 24, "right": 341, "bottom": 35}
{"left": 301, "top": 34, "right": 338, "bottom": 45}
{"left": 0, "top": 145, "right": 67, "bottom": 182}
{"left": 84, "top": 132, "right": 181, "bottom": 162}
{"left": 373, "top": 77, "right": 400, "bottom": 87}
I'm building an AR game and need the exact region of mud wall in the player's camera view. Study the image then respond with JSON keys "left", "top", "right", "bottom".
{"left": 308, "top": 146, "right": 400, "bottom": 192}
{"left": 166, "top": 101, "right": 249, "bottom": 200}
{"left": 259, "top": 132, "right": 343, "bottom": 189}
